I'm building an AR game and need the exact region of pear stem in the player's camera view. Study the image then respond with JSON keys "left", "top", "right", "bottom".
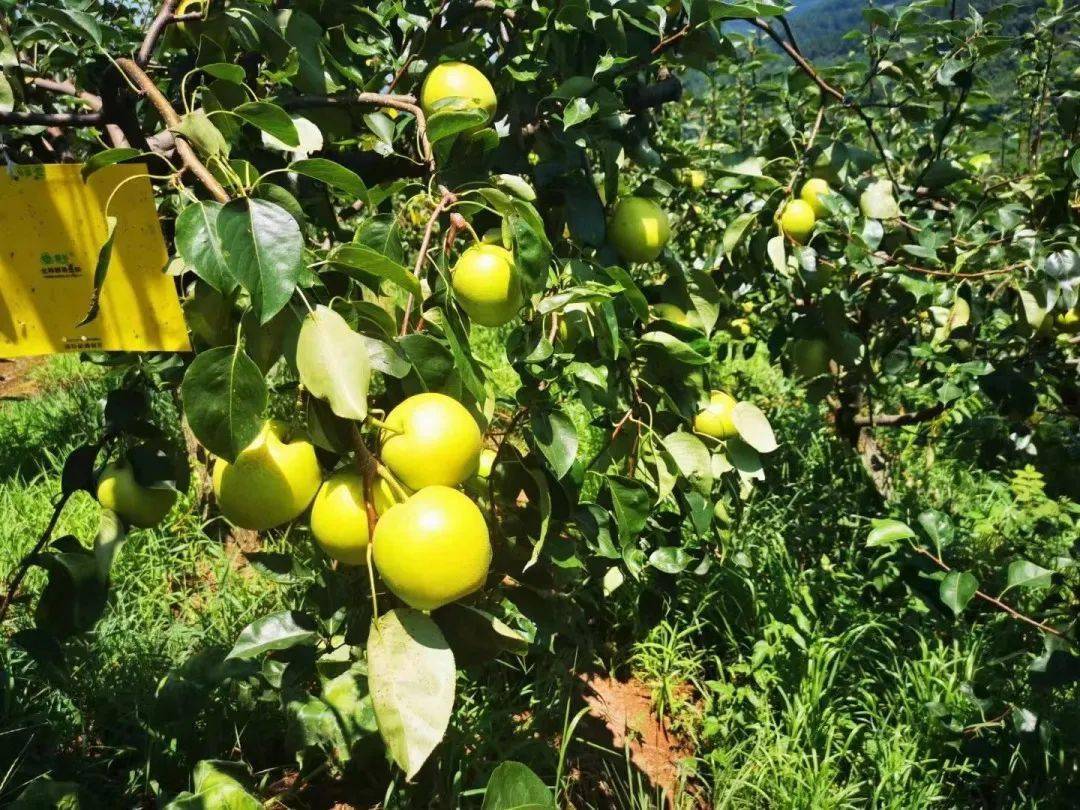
{"left": 349, "top": 425, "right": 382, "bottom": 620}
{"left": 366, "top": 541, "right": 379, "bottom": 622}
{"left": 375, "top": 464, "right": 410, "bottom": 503}
{"left": 365, "top": 415, "right": 396, "bottom": 433}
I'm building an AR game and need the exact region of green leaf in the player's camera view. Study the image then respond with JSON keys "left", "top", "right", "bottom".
{"left": 606, "top": 476, "right": 650, "bottom": 545}
{"left": 662, "top": 432, "right": 713, "bottom": 494}
{"left": 1004, "top": 560, "right": 1053, "bottom": 593}
{"left": 80, "top": 148, "right": 141, "bottom": 180}
{"left": 175, "top": 202, "right": 234, "bottom": 293}
{"left": 866, "top": 518, "right": 915, "bottom": 548}
{"left": 723, "top": 211, "right": 758, "bottom": 256}
{"left": 226, "top": 610, "right": 318, "bottom": 659}
{"left": 731, "top": 402, "right": 778, "bottom": 454}
{"left": 296, "top": 305, "right": 371, "bottom": 420}
{"left": 530, "top": 409, "right": 578, "bottom": 480}
{"left": 940, "top": 571, "right": 978, "bottom": 617}
{"left": 917, "top": 509, "right": 954, "bottom": 549}
{"left": 172, "top": 110, "right": 230, "bottom": 160}
{"left": 29, "top": 4, "right": 102, "bottom": 47}
{"left": 200, "top": 63, "right": 246, "bottom": 84}
{"left": 286, "top": 666, "right": 377, "bottom": 764}
{"left": 368, "top": 608, "right": 455, "bottom": 780}
{"left": 649, "top": 547, "right": 693, "bottom": 575}
{"left": 165, "top": 761, "right": 262, "bottom": 809}
{"left": 482, "top": 761, "right": 555, "bottom": 810}
{"left": 32, "top": 542, "right": 109, "bottom": 639}
{"left": 181, "top": 345, "right": 267, "bottom": 462}
{"left": 75, "top": 215, "right": 117, "bottom": 327}
{"left": 289, "top": 158, "right": 369, "bottom": 203}
{"left": 563, "top": 97, "right": 596, "bottom": 129}
{"left": 0, "top": 73, "right": 13, "bottom": 114}
{"left": 492, "top": 174, "right": 536, "bottom": 201}
{"left": 859, "top": 180, "right": 900, "bottom": 219}
{"left": 427, "top": 107, "right": 490, "bottom": 143}
{"left": 638, "top": 332, "right": 709, "bottom": 365}
{"left": 217, "top": 198, "right": 303, "bottom": 323}
{"left": 234, "top": 101, "right": 299, "bottom": 147}
{"left": 329, "top": 244, "right": 420, "bottom": 297}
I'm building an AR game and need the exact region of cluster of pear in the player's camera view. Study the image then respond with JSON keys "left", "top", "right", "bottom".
{"left": 211, "top": 394, "right": 492, "bottom": 612}
{"left": 95, "top": 394, "right": 493, "bottom": 613}
{"left": 780, "top": 178, "right": 832, "bottom": 244}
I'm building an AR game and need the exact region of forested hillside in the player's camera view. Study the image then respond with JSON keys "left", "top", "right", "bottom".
{"left": 754, "top": 0, "right": 1046, "bottom": 59}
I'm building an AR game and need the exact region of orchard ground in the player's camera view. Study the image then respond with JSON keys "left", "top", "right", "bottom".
{"left": 3, "top": 335, "right": 1078, "bottom": 806}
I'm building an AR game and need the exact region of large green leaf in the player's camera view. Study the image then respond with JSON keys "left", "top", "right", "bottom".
{"left": 181, "top": 345, "right": 267, "bottom": 462}
{"left": 662, "top": 432, "right": 713, "bottom": 494}
{"left": 234, "top": 101, "right": 299, "bottom": 147}
{"left": 482, "top": 761, "right": 555, "bottom": 810}
{"left": 940, "top": 571, "right": 978, "bottom": 617}
{"left": 226, "top": 610, "right": 318, "bottom": 659}
{"left": 217, "top": 198, "right": 303, "bottom": 322}
{"left": 368, "top": 608, "right": 455, "bottom": 780}
{"left": 530, "top": 409, "right": 578, "bottom": 480}
{"left": 296, "top": 305, "right": 371, "bottom": 420}
{"left": 330, "top": 244, "right": 420, "bottom": 297}
{"left": 289, "top": 158, "right": 369, "bottom": 203}
{"left": 176, "top": 201, "right": 234, "bottom": 293}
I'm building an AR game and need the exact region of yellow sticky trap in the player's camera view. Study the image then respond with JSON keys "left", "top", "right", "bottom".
{"left": 0, "top": 163, "right": 191, "bottom": 357}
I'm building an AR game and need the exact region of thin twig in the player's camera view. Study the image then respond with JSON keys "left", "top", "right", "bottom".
{"left": 914, "top": 547, "right": 1065, "bottom": 638}
{"left": 399, "top": 189, "right": 456, "bottom": 336}
{"left": 0, "top": 109, "right": 102, "bottom": 126}
{"left": 750, "top": 17, "right": 900, "bottom": 188}
{"left": 115, "top": 57, "right": 230, "bottom": 203}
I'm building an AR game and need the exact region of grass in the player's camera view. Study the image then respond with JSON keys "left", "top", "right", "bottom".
{"left": 2, "top": 346, "right": 1079, "bottom": 807}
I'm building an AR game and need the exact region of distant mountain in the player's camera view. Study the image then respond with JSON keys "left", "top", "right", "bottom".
{"left": 732, "top": 0, "right": 1046, "bottom": 61}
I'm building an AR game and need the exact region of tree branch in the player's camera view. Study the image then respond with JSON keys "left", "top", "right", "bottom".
{"left": 137, "top": 0, "right": 182, "bottom": 67}
{"left": 0, "top": 109, "right": 103, "bottom": 126}
{"left": 750, "top": 17, "right": 900, "bottom": 189}
{"left": 853, "top": 403, "right": 946, "bottom": 427}
{"left": 914, "top": 547, "right": 1065, "bottom": 638}
{"left": 279, "top": 92, "right": 434, "bottom": 171}
{"left": 115, "top": 57, "right": 230, "bottom": 203}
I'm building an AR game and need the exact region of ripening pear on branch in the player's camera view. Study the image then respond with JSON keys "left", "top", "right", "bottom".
{"left": 212, "top": 421, "right": 322, "bottom": 531}
{"left": 379, "top": 393, "right": 483, "bottom": 491}
{"left": 608, "top": 197, "right": 671, "bottom": 263}
{"left": 309, "top": 470, "right": 400, "bottom": 565}
{"left": 96, "top": 462, "right": 178, "bottom": 529}
{"left": 694, "top": 391, "right": 739, "bottom": 439}
{"left": 420, "top": 61, "right": 497, "bottom": 125}
{"left": 372, "top": 486, "right": 492, "bottom": 611}
{"left": 800, "top": 178, "right": 832, "bottom": 219}
{"left": 451, "top": 244, "right": 523, "bottom": 327}
{"left": 780, "top": 199, "right": 816, "bottom": 244}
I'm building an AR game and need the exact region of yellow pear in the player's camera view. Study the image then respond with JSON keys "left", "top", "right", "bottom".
{"left": 96, "top": 463, "right": 177, "bottom": 529}
{"left": 309, "top": 470, "right": 399, "bottom": 565}
{"left": 800, "top": 178, "right": 832, "bottom": 219}
{"left": 372, "top": 486, "right": 491, "bottom": 610}
{"left": 608, "top": 197, "right": 671, "bottom": 263}
{"left": 212, "top": 421, "right": 322, "bottom": 531}
{"left": 780, "top": 199, "right": 816, "bottom": 243}
{"left": 694, "top": 391, "right": 739, "bottom": 439}
{"left": 380, "top": 393, "right": 482, "bottom": 490}
{"left": 420, "top": 62, "right": 497, "bottom": 124}
{"left": 452, "top": 244, "right": 523, "bottom": 327}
